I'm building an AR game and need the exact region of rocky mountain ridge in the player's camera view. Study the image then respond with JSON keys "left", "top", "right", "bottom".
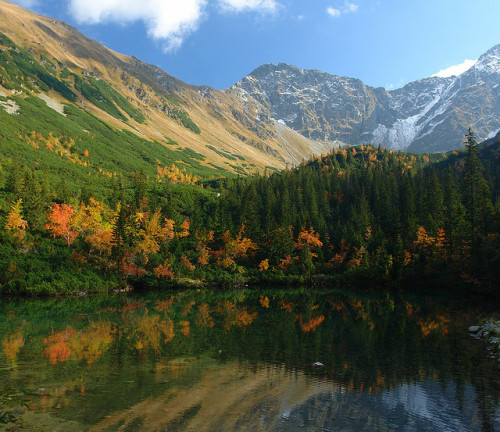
{"left": 231, "top": 44, "right": 500, "bottom": 153}
{"left": 0, "top": 0, "right": 498, "bottom": 175}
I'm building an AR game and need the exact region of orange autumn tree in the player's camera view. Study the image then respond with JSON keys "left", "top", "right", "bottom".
{"left": 79, "top": 198, "right": 114, "bottom": 255}
{"left": 136, "top": 209, "right": 164, "bottom": 261}
{"left": 162, "top": 218, "right": 176, "bottom": 242}
{"left": 196, "top": 229, "right": 214, "bottom": 266}
{"left": 258, "top": 259, "right": 269, "bottom": 272}
{"left": 217, "top": 225, "right": 258, "bottom": 269}
{"left": 295, "top": 227, "right": 323, "bottom": 253}
{"left": 178, "top": 219, "right": 190, "bottom": 238}
{"left": 180, "top": 255, "right": 195, "bottom": 272}
{"left": 4, "top": 199, "right": 28, "bottom": 243}
{"left": 121, "top": 209, "right": 168, "bottom": 276}
{"left": 414, "top": 226, "right": 435, "bottom": 255}
{"left": 45, "top": 203, "right": 80, "bottom": 246}
{"left": 294, "top": 227, "right": 323, "bottom": 279}
{"left": 154, "top": 259, "right": 174, "bottom": 279}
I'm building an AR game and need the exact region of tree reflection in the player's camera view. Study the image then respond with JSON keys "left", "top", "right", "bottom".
{"left": 2, "top": 329, "right": 24, "bottom": 364}
{"left": 0, "top": 289, "right": 498, "bottom": 430}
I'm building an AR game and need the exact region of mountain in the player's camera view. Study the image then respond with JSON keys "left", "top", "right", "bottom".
{"left": 0, "top": 0, "right": 329, "bottom": 181}
{"left": 231, "top": 45, "right": 500, "bottom": 153}
{"left": 0, "top": 0, "right": 498, "bottom": 184}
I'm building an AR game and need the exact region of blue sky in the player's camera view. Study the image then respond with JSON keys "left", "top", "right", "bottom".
{"left": 11, "top": 0, "right": 500, "bottom": 90}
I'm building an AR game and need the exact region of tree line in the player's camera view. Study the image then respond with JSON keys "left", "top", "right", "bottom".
{"left": 1, "top": 130, "right": 499, "bottom": 295}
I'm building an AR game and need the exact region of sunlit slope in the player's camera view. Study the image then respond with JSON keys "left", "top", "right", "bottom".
{"left": 0, "top": 0, "right": 331, "bottom": 178}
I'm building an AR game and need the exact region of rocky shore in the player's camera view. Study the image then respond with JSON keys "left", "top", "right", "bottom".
{"left": 468, "top": 321, "right": 500, "bottom": 359}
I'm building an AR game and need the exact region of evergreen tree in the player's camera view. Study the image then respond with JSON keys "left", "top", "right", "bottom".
{"left": 57, "top": 176, "right": 70, "bottom": 204}
{"left": 5, "top": 154, "right": 23, "bottom": 196}
{"left": 21, "top": 170, "right": 46, "bottom": 230}
{"left": 463, "top": 129, "right": 493, "bottom": 240}
{"left": 443, "top": 167, "right": 465, "bottom": 254}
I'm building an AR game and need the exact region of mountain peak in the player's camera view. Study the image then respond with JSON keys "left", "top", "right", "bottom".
{"left": 473, "top": 43, "right": 500, "bottom": 74}
{"left": 232, "top": 43, "right": 500, "bottom": 152}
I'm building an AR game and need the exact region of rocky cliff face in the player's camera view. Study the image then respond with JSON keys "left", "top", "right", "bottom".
{"left": 231, "top": 45, "right": 500, "bottom": 153}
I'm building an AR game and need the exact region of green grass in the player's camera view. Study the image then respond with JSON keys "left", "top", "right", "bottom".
{"left": 0, "top": 95, "right": 230, "bottom": 196}
{"left": 169, "top": 108, "right": 201, "bottom": 134}
{"left": 0, "top": 34, "right": 77, "bottom": 101}
{"left": 206, "top": 145, "right": 237, "bottom": 161}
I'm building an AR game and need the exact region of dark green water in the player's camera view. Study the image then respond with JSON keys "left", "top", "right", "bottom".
{"left": 0, "top": 287, "right": 499, "bottom": 431}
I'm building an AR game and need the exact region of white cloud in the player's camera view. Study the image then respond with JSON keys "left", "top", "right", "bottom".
{"left": 218, "top": 0, "right": 278, "bottom": 13}
{"left": 431, "top": 59, "right": 477, "bottom": 78}
{"left": 327, "top": 1, "right": 359, "bottom": 18}
{"left": 344, "top": 1, "right": 358, "bottom": 13}
{"left": 327, "top": 7, "right": 341, "bottom": 17}
{"left": 67, "top": 0, "right": 280, "bottom": 51}
{"left": 68, "top": 0, "right": 207, "bottom": 52}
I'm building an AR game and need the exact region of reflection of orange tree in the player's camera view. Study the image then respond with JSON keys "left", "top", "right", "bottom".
{"left": 129, "top": 313, "right": 175, "bottom": 352}
{"left": 417, "top": 315, "right": 449, "bottom": 337}
{"left": 298, "top": 314, "right": 325, "bottom": 333}
{"left": 259, "top": 296, "right": 270, "bottom": 308}
{"left": 2, "top": 329, "right": 25, "bottom": 363}
{"left": 69, "top": 322, "right": 114, "bottom": 365}
{"left": 195, "top": 303, "right": 214, "bottom": 328}
{"left": 43, "top": 322, "right": 114, "bottom": 365}
{"left": 153, "top": 298, "right": 174, "bottom": 315}
{"left": 279, "top": 299, "right": 294, "bottom": 313}
{"left": 43, "top": 327, "right": 76, "bottom": 365}
{"left": 180, "top": 321, "right": 191, "bottom": 337}
{"left": 122, "top": 300, "right": 145, "bottom": 316}
{"left": 214, "top": 300, "right": 257, "bottom": 331}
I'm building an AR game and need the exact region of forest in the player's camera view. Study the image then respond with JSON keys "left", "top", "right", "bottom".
{"left": 0, "top": 129, "right": 499, "bottom": 296}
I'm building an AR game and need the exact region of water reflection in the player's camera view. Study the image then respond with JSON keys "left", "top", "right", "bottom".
{"left": 0, "top": 289, "right": 498, "bottom": 431}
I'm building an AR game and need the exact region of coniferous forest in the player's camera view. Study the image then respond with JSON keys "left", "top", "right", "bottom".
{"left": 1, "top": 130, "right": 499, "bottom": 296}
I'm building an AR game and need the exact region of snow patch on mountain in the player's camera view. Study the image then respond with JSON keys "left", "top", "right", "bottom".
{"left": 432, "top": 59, "right": 477, "bottom": 78}
{"left": 474, "top": 45, "right": 500, "bottom": 74}
{"left": 231, "top": 44, "right": 500, "bottom": 153}
{"left": 487, "top": 127, "right": 500, "bottom": 139}
{"left": 374, "top": 87, "right": 449, "bottom": 150}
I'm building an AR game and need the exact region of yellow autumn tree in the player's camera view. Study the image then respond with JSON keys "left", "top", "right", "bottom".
{"left": 217, "top": 226, "right": 258, "bottom": 269}
{"left": 258, "top": 259, "right": 269, "bottom": 272}
{"left": 4, "top": 199, "right": 28, "bottom": 243}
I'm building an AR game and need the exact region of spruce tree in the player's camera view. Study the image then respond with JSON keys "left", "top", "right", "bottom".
{"left": 21, "top": 170, "right": 46, "bottom": 230}
{"left": 463, "top": 128, "right": 493, "bottom": 240}
{"left": 5, "top": 154, "right": 23, "bottom": 196}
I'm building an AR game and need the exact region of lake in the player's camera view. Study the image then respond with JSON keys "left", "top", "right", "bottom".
{"left": 1, "top": 287, "right": 499, "bottom": 431}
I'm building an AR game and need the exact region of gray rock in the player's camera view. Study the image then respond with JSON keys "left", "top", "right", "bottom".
{"left": 231, "top": 44, "right": 500, "bottom": 153}
{"left": 483, "top": 323, "right": 495, "bottom": 331}
{"left": 468, "top": 326, "right": 481, "bottom": 333}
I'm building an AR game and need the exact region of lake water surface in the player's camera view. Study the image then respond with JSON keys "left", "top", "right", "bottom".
{"left": 1, "top": 287, "right": 499, "bottom": 431}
